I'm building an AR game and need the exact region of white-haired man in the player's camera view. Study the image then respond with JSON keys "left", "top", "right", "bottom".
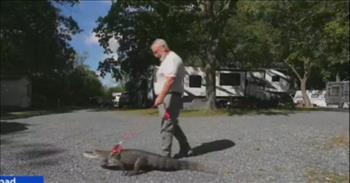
{"left": 151, "top": 39, "right": 193, "bottom": 158}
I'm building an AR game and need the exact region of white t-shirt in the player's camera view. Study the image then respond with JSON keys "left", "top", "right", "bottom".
{"left": 156, "top": 51, "right": 185, "bottom": 95}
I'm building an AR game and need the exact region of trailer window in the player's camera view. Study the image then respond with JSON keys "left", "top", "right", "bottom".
{"left": 330, "top": 86, "right": 340, "bottom": 96}
{"left": 272, "top": 75, "right": 280, "bottom": 82}
{"left": 220, "top": 73, "right": 241, "bottom": 86}
{"left": 344, "top": 84, "right": 349, "bottom": 96}
{"left": 189, "top": 75, "right": 202, "bottom": 88}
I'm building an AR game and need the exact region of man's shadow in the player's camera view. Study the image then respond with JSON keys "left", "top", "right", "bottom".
{"left": 191, "top": 139, "right": 235, "bottom": 157}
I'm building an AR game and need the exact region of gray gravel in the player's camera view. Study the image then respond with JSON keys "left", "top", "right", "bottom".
{"left": 1, "top": 109, "right": 349, "bottom": 183}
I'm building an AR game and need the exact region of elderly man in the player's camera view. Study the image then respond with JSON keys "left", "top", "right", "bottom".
{"left": 151, "top": 39, "right": 193, "bottom": 158}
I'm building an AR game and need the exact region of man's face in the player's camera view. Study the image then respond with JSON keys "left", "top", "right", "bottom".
{"left": 152, "top": 44, "right": 165, "bottom": 60}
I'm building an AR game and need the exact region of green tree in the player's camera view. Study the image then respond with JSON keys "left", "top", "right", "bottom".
{"left": 95, "top": 0, "right": 349, "bottom": 109}
{"left": 95, "top": 0, "right": 239, "bottom": 110}
{"left": 222, "top": 1, "right": 279, "bottom": 69}
{"left": 1, "top": 0, "right": 80, "bottom": 75}
{"left": 187, "top": 0, "right": 238, "bottom": 110}
{"left": 1, "top": 0, "right": 106, "bottom": 107}
{"left": 1, "top": 0, "right": 81, "bottom": 107}
{"left": 241, "top": 1, "right": 349, "bottom": 107}
{"left": 321, "top": 1, "right": 349, "bottom": 81}
{"left": 65, "top": 67, "right": 104, "bottom": 106}
{"left": 59, "top": 52, "right": 104, "bottom": 106}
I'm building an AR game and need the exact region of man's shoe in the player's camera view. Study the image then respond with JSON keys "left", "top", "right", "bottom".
{"left": 173, "top": 147, "right": 195, "bottom": 159}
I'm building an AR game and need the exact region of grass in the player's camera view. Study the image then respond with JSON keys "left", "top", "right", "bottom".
{"left": 306, "top": 168, "right": 349, "bottom": 183}
{"left": 181, "top": 109, "right": 228, "bottom": 117}
{"left": 0, "top": 106, "right": 83, "bottom": 120}
{"left": 1, "top": 106, "right": 346, "bottom": 119}
{"left": 119, "top": 107, "right": 298, "bottom": 117}
{"left": 1, "top": 110, "right": 51, "bottom": 120}
{"left": 324, "top": 134, "right": 350, "bottom": 150}
{"left": 122, "top": 106, "right": 350, "bottom": 117}
{"left": 119, "top": 108, "right": 159, "bottom": 116}
{"left": 120, "top": 108, "right": 228, "bottom": 117}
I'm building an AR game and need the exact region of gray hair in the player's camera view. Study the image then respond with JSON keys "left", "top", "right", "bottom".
{"left": 151, "top": 38, "right": 169, "bottom": 50}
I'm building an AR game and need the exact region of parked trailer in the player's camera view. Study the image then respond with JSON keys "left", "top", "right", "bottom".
{"left": 149, "top": 66, "right": 291, "bottom": 106}
{"left": 325, "top": 81, "right": 349, "bottom": 108}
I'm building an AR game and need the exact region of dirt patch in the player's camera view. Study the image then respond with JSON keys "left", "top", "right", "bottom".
{"left": 306, "top": 168, "right": 349, "bottom": 183}
{"left": 324, "top": 134, "right": 349, "bottom": 150}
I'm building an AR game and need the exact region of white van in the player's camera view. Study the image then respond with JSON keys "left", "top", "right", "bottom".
{"left": 112, "top": 92, "right": 122, "bottom": 107}
{"left": 293, "top": 90, "right": 327, "bottom": 107}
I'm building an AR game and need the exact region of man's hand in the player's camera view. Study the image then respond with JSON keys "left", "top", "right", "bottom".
{"left": 153, "top": 77, "right": 175, "bottom": 107}
{"left": 153, "top": 96, "right": 164, "bottom": 107}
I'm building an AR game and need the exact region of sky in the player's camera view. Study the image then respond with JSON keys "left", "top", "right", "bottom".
{"left": 59, "top": 0, "right": 117, "bottom": 87}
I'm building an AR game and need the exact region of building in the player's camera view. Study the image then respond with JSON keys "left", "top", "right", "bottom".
{"left": 1, "top": 75, "right": 32, "bottom": 109}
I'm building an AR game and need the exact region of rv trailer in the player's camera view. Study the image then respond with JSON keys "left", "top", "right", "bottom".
{"left": 148, "top": 66, "right": 291, "bottom": 106}
{"left": 325, "top": 81, "right": 349, "bottom": 108}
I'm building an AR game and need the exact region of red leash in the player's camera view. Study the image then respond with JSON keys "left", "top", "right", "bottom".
{"left": 111, "top": 144, "right": 124, "bottom": 155}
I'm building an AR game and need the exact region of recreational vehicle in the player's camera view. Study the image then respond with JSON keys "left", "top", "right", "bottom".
{"left": 148, "top": 66, "right": 291, "bottom": 107}
{"left": 293, "top": 90, "right": 327, "bottom": 107}
{"left": 325, "top": 81, "right": 349, "bottom": 108}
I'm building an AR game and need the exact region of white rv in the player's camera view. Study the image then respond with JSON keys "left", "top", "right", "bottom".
{"left": 325, "top": 81, "right": 349, "bottom": 108}
{"left": 149, "top": 66, "right": 291, "bottom": 104}
{"left": 112, "top": 92, "right": 122, "bottom": 107}
{"left": 293, "top": 90, "right": 327, "bottom": 107}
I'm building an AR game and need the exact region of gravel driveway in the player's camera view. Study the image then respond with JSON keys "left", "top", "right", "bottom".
{"left": 1, "top": 109, "right": 349, "bottom": 183}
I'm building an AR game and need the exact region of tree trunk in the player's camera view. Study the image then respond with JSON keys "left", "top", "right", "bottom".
{"left": 336, "top": 72, "right": 340, "bottom": 82}
{"left": 201, "top": 0, "right": 222, "bottom": 111}
{"left": 205, "top": 62, "right": 216, "bottom": 110}
{"left": 300, "top": 78, "right": 312, "bottom": 108}
{"left": 204, "top": 36, "right": 219, "bottom": 111}
{"left": 284, "top": 57, "right": 313, "bottom": 108}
